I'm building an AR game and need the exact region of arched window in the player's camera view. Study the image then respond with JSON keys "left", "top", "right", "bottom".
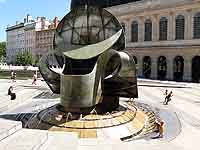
{"left": 157, "top": 56, "right": 167, "bottom": 80}
{"left": 121, "top": 22, "right": 126, "bottom": 32}
{"left": 132, "top": 56, "right": 138, "bottom": 74}
{"left": 176, "top": 15, "right": 185, "bottom": 40}
{"left": 159, "top": 17, "right": 168, "bottom": 41}
{"left": 132, "top": 56, "right": 137, "bottom": 64}
{"left": 131, "top": 21, "right": 138, "bottom": 42}
{"left": 143, "top": 56, "right": 151, "bottom": 78}
{"left": 174, "top": 56, "right": 184, "bottom": 81}
{"left": 194, "top": 13, "right": 200, "bottom": 39}
{"left": 144, "top": 19, "right": 152, "bottom": 41}
{"left": 192, "top": 56, "right": 200, "bottom": 82}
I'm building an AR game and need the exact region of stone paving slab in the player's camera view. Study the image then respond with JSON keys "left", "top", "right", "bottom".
{"left": 0, "top": 119, "right": 22, "bottom": 141}
{"left": 0, "top": 81, "right": 26, "bottom": 111}
{"left": 0, "top": 79, "right": 49, "bottom": 113}
{"left": 79, "top": 140, "right": 184, "bottom": 150}
{"left": 0, "top": 89, "right": 42, "bottom": 113}
{"left": 40, "top": 131, "right": 78, "bottom": 150}
{"left": 0, "top": 129, "right": 48, "bottom": 150}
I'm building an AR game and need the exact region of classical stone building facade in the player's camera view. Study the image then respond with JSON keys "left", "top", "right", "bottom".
{"left": 107, "top": 0, "right": 200, "bottom": 82}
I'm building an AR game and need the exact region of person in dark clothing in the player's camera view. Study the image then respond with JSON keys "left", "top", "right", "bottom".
{"left": 163, "top": 89, "right": 168, "bottom": 104}
{"left": 8, "top": 86, "right": 13, "bottom": 95}
{"left": 164, "top": 91, "right": 173, "bottom": 105}
{"left": 8, "top": 86, "right": 16, "bottom": 100}
{"left": 10, "top": 92, "right": 16, "bottom": 100}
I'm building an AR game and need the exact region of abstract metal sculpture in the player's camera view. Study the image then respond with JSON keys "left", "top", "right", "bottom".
{"left": 39, "top": 6, "right": 138, "bottom": 113}
{"left": 71, "top": 0, "right": 140, "bottom": 9}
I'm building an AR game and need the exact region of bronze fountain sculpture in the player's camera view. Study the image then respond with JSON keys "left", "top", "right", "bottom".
{"left": 26, "top": 5, "right": 157, "bottom": 140}
{"left": 39, "top": 5, "right": 138, "bottom": 113}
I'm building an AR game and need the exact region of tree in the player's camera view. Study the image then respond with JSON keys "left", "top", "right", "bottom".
{"left": 33, "top": 55, "right": 40, "bottom": 66}
{"left": 16, "top": 50, "right": 34, "bottom": 65}
{"left": 0, "top": 42, "right": 6, "bottom": 61}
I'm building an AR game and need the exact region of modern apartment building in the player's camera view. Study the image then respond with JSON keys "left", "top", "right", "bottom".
{"left": 6, "top": 23, "right": 25, "bottom": 63}
{"left": 6, "top": 14, "right": 59, "bottom": 64}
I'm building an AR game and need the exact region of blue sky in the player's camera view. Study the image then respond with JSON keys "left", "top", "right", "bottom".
{"left": 0, "top": 0, "right": 71, "bottom": 42}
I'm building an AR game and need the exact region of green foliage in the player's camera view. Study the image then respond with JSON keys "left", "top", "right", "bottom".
{"left": 0, "top": 42, "right": 6, "bottom": 58}
{"left": 33, "top": 56, "right": 40, "bottom": 66}
{"left": 16, "top": 50, "right": 34, "bottom": 65}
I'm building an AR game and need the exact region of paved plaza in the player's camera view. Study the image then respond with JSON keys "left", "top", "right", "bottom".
{"left": 0, "top": 78, "right": 200, "bottom": 149}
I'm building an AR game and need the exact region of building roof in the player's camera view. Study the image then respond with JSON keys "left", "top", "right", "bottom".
{"left": 24, "top": 23, "right": 36, "bottom": 31}
{"left": 6, "top": 23, "right": 24, "bottom": 32}
{"left": 36, "top": 28, "right": 56, "bottom": 33}
{"left": 107, "top": 0, "right": 194, "bottom": 15}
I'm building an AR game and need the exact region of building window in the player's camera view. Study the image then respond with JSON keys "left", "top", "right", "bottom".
{"left": 174, "top": 56, "right": 184, "bottom": 81}
{"left": 131, "top": 21, "right": 138, "bottom": 42}
{"left": 143, "top": 56, "right": 151, "bottom": 78}
{"left": 194, "top": 12, "right": 200, "bottom": 39}
{"left": 176, "top": 15, "right": 185, "bottom": 40}
{"left": 144, "top": 19, "right": 152, "bottom": 41}
{"left": 192, "top": 56, "right": 200, "bottom": 82}
{"left": 132, "top": 56, "right": 137, "bottom": 64}
{"left": 159, "top": 17, "right": 168, "bottom": 41}
{"left": 157, "top": 56, "right": 167, "bottom": 80}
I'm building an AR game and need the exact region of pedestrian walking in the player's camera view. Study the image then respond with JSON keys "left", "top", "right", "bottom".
{"left": 32, "top": 72, "right": 37, "bottom": 85}
{"left": 163, "top": 89, "right": 168, "bottom": 104}
{"left": 11, "top": 71, "right": 16, "bottom": 82}
{"left": 164, "top": 91, "right": 173, "bottom": 105}
{"left": 13, "top": 72, "right": 16, "bottom": 82}
{"left": 10, "top": 71, "right": 14, "bottom": 82}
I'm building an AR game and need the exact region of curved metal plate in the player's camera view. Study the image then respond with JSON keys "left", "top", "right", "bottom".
{"left": 54, "top": 6, "right": 125, "bottom": 55}
{"left": 63, "top": 30, "right": 122, "bottom": 60}
{"left": 39, "top": 54, "right": 61, "bottom": 94}
{"left": 102, "top": 51, "right": 138, "bottom": 98}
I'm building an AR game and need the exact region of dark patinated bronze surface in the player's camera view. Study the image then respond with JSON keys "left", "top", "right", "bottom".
{"left": 39, "top": 6, "right": 138, "bottom": 113}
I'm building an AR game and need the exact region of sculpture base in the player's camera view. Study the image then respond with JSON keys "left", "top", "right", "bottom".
{"left": 27, "top": 101, "right": 157, "bottom": 140}
{"left": 58, "top": 96, "right": 119, "bottom": 114}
